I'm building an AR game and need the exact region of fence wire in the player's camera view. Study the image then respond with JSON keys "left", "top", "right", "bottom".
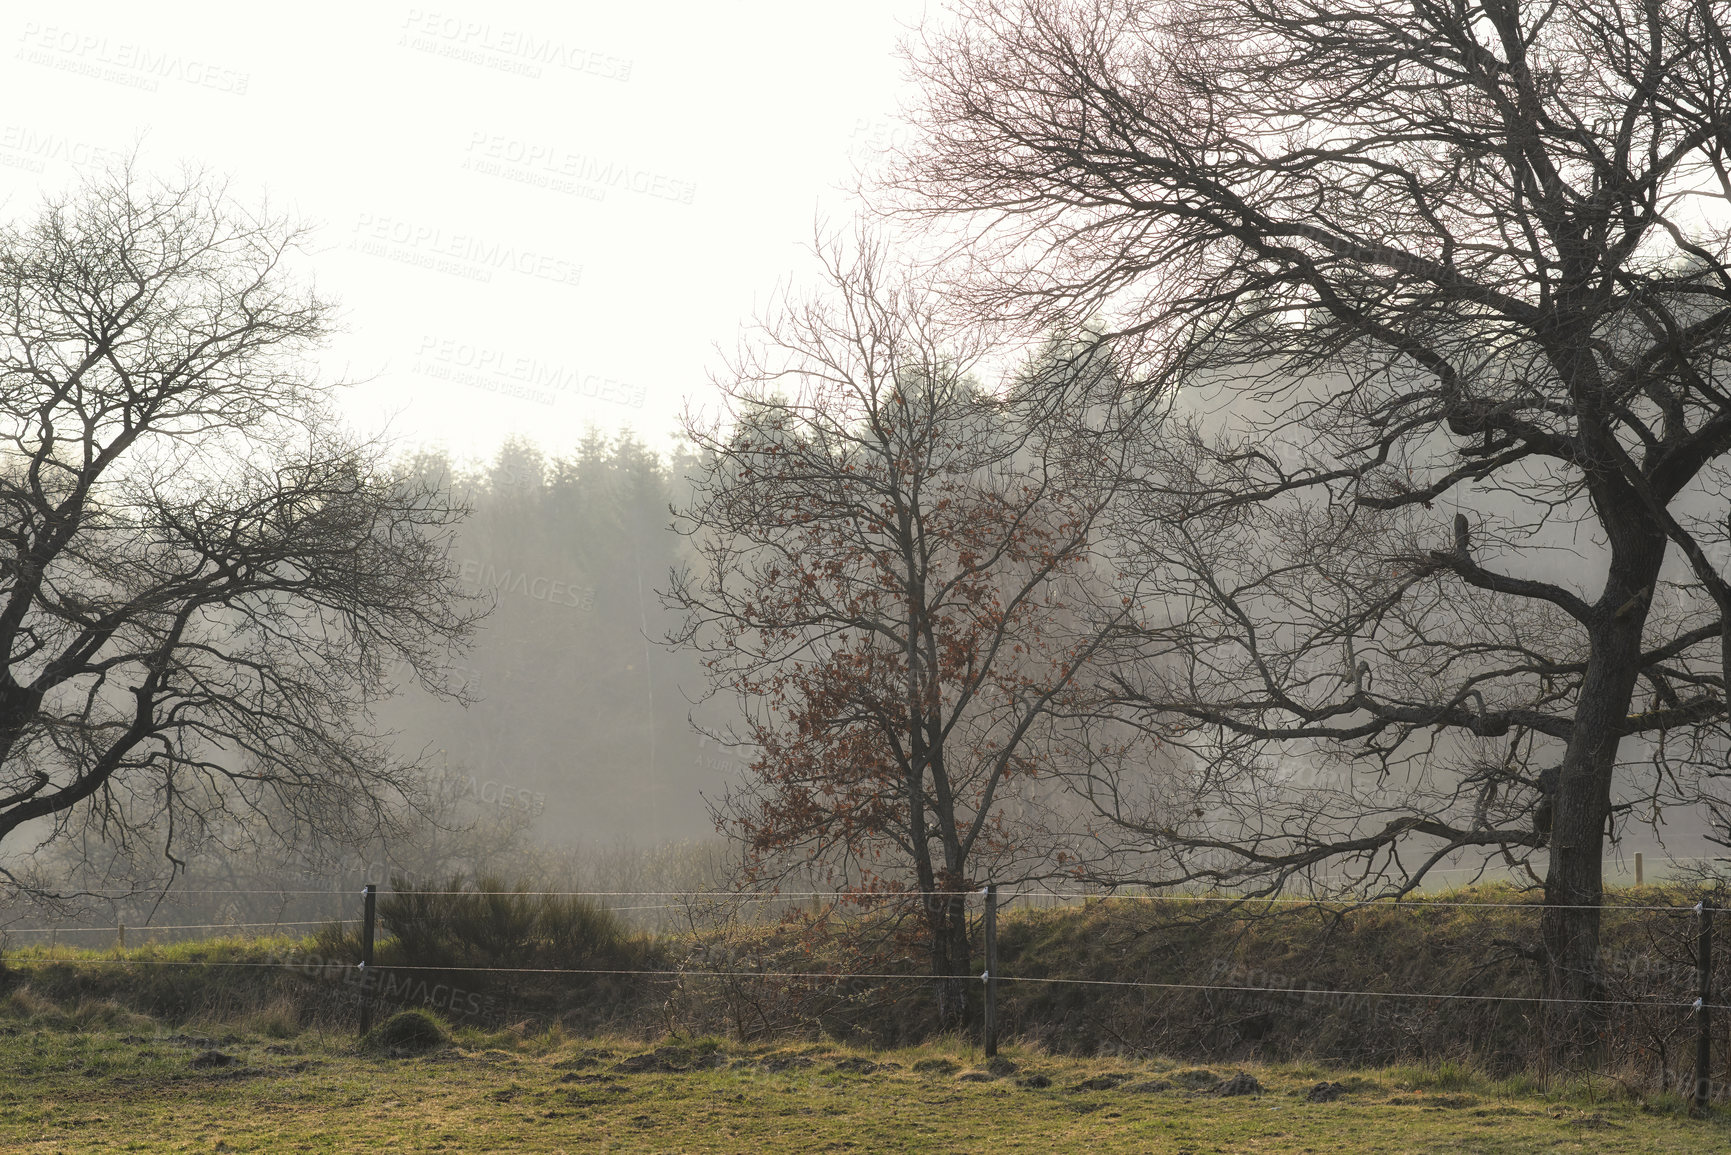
{"left": 2, "top": 952, "right": 1723, "bottom": 1014}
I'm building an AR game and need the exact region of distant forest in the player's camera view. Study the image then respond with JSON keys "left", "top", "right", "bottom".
{"left": 0, "top": 429, "right": 759, "bottom": 914}
{"left": 380, "top": 432, "right": 727, "bottom": 849}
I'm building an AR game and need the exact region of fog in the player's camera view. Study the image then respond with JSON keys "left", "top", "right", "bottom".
{"left": 1, "top": 1, "right": 1726, "bottom": 943}
{"left": 0, "top": 1, "right": 928, "bottom": 463}
{"left": 0, "top": 2, "right": 941, "bottom": 882}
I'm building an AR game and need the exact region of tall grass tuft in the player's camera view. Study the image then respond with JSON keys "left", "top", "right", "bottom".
{"left": 378, "top": 874, "right": 635, "bottom": 971}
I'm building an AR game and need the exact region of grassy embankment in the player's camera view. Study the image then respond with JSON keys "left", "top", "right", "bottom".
{"left": 2, "top": 882, "right": 1723, "bottom": 1075}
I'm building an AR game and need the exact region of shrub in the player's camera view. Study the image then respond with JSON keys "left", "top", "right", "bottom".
{"left": 242, "top": 996, "right": 303, "bottom": 1039}
{"left": 309, "top": 921, "right": 362, "bottom": 962}
{"left": 378, "top": 874, "right": 635, "bottom": 971}
{"left": 1, "top": 985, "right": 66, "bottom": 1025}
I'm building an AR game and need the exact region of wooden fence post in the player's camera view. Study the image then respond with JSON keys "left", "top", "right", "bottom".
{"left": 358, "top": 883, "right": 378, "bottom": 1036}
{"left": 1635, "top": 852, "right": 1644, "bottom": 886}
{"left": 1694, "top": 899, "right": 1713, "bottom": 1116}
{"left": 983, "top": 883, "right": 998, "bottom": 1059}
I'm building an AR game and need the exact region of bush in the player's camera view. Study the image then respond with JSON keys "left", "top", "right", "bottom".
{"left": 1, "top": 985, "right": 68, "bottom": 1026}
{"left": 378, "top": 874, "right": 636, "bottom": 971}
{"left": 309, "top": 920, "right": 362, "bottom": 962}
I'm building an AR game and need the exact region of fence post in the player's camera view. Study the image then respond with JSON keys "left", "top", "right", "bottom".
{"left": 116, "top": 923, "right": 125, "bottom": 952}
{"left": 1635, "top": 852, "right": 1644, "bottom": 887}
{"left": 358, "top": 883, "right": 378, "bottom": 1036}
{"left": 983, "top": 882, "right": 998, "bottom": 1059}
{"left": 1694, "top": 899, "right": 1713, "bottom": 1116}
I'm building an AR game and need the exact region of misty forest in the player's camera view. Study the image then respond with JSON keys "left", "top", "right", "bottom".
{"left": 9, "top": 0, "right": 1731, "bottom": 1148}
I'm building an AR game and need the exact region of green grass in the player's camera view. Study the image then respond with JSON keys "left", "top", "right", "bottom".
{"left": 0, "top": 1022, "right": 1725, "bottom": 1153}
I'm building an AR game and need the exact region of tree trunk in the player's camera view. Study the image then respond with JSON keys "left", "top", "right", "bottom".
{"left": 927, "top": 888, "right": 973, "bottom": 1030}
{"left": 1541, "top": 549, "right": 1657, "bottom": 1045}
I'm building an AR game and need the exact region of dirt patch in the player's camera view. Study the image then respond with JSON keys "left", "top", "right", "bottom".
{"left": 1214, "top": 1072, "right": 1262, "bottom": 1097}
{"left": 362, "top": 1010, "right": 448, "bottom": 1056}
{"left": 829, "top": 1057, "right": 880, "bottom": 1075}
{"left": 189, "top": 1050, "right": 238, "bottom": 1069}
{"left": 912, "top": 1058, "right": 960, "bottom": 1076}
{"left": 1071, "top": 1073, "right": 1134, "bottom": 1092}
{"left": 956, "top": 1057, "right": 1015, "bottom": 1082}
{"left": 614, "top": 1045, "right": 726, "bottom": 1074}
{"left": 1306, "top": 1081, "right": 1346, "bottom": 1103}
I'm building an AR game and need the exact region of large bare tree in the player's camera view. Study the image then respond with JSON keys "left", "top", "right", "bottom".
{"left": 667, "top": 236, "right": 1147, "bottom": 1021}
{"left": 893, "top": 0, "right": 1731, "bottom": 1013}
{"left": 0, "top": 170, "right": 479, "bottom": 894}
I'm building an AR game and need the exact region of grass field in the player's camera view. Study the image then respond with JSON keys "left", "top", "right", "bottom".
{"left": 1, "top": 1020, "right": 1727, "bottom": 1154}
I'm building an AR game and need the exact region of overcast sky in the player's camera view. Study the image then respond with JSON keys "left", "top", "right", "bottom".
{"left": 2, "top": 1, "right": 928, "bottom": 466}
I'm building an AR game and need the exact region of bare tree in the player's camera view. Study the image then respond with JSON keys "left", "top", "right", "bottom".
{"left": 667, "top": 235, "right": 1147, "bottom": 1022}
{"left": 0, "top": 169, "right": 480, "bottom": 894}
{"left": 893, "top": 0, "right": 1731, "bottom": 1015}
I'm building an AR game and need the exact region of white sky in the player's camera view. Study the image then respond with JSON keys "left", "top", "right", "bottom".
{"left": 1, "top": 0, "right": 929, "bottom": 465}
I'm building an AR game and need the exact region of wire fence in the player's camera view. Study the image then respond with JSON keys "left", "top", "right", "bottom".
{"left": 7, "top": 876, "right": 1731, "bottom": 1101}
{"left": 8, "top": 955, "right": 1722, "bottom": 1012}
{"left": 1, "top": 883, "right": 1709, "bottom": 947}
{"left": 3, "top": 883, "right": 1723, "bottom": 1009}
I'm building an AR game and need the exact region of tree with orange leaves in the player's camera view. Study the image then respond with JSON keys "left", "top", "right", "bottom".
{"left": 668, "top": 234, "right": 1151, "bottom": 1022}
